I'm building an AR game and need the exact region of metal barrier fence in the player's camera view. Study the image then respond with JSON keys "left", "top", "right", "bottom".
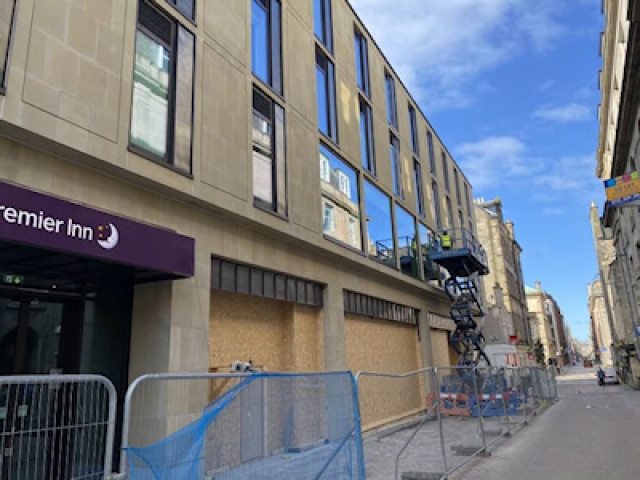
{"left": 121, "top": 371, "right": 365, "bottom": 479}
{"left": 356, "top": 366, "right": 558, "bottom": 480}
{"left": 0, "top": 375, "right": 117, "bottom": 480}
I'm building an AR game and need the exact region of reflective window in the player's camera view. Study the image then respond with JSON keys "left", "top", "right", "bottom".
{"left": 130, "top": 0, "right": 194, "bottom": 174}
{"left": 414, "top": 160, "right": 424, "bottom": 216}
{"left": 427, "top": 131, "right": 436, "bottom": 175}
{"left": 0, "top": 0, "right": 16, "bottom": 92}
{"left": 251, "top": 0, "right": 282, "bottom": 94}
{"left": 170, "top": 0, "right": 195, "bottom": 20}
{"left": 359, "top": 98, "right": 375, "bottom": 173}
{"left": 395, "top": 205, "right": 418, "bottom": 279}
{"left": 314, "top": 0, "right": 333, "bottom": 52}
{"left": 390, "top": 134, "right": 402, "bottom": 197}
{"left": 419, "top": 223, "right": 440, "bottom": 282}
{"left": 316, "top": 48, "right": 338, "bottom": 141}
{"left": 253, "top": 87, "right": 287, "bottom": 215}
{"left": 320, "top": 145, "right": 361, "bottom": 250}
{"left": 354, "top": 28, "right": 370, "bottom": 96}
{"left": 409, "top": 105, "right": 419, "bottom": 155}
{"left": 364, "top": 180, "right": 394, "bottom": 266}
{"left": 385, "top": 72, "right": 398, "bottom": 129}
{"left": 432, "top": 181, "right": 442, "bottom": 229}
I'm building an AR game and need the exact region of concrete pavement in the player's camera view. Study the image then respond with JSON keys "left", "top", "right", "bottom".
{"left": 449, "top": 365, "right": 640, "bottom": 479}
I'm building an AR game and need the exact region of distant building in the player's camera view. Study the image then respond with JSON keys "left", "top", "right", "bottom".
{"left": 474, "top": 198, "right": 532, "bottom": 366}
{"left": 525, "top": 283, "right": 569, "bottom": 367}
{"left": 587, "top": 278, "right": 614, "bottom": 365}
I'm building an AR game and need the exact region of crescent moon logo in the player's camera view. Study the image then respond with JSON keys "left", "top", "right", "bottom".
{"left": 97, "top": 223, "right": 119, "bottom": 250}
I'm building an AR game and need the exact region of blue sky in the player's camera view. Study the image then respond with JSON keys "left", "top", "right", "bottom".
{"left": 350, "top": 0, "right": 604, "bottom": 341}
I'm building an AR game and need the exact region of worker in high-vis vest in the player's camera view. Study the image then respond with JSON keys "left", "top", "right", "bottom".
{"left": 440, "top": 230, "right": 452, "bottom": 250}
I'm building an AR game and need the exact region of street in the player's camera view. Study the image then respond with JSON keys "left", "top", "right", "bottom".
{"left": 450, "top": 365, "right": 640, "bottom": 479}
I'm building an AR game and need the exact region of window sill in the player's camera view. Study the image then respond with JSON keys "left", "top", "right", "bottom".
{"left": 322, "top": 234, "right": 366, "bottom": 256}
{"left": 127, "top": 144, "right": 193, "bottom": 179}
{"left": 253, "top": 200, "right": 289, "bottom": 222}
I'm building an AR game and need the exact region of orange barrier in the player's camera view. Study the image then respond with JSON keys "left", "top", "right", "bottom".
{"left": 438, "top": 392, "right": 471, "bottom": 416}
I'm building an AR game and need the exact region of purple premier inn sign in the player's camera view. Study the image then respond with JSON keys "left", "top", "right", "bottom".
{"left": 0, "top": 181, "right": 194, "bottom": 277}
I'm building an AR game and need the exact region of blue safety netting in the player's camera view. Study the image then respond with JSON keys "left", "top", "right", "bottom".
{"left": 126, "top": 372, "right": 365, "bottom": 479}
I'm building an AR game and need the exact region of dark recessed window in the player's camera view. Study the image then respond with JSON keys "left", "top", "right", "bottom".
{"left": 316, "top": 48, "right": 338, "bottom": 141}
{"left": 441, "top": 151, "right": 450, "bottom": 191}
{"left": 446, "top": 197, "right": 454, "bottom": 229}
{"left": 427, "top": 131, "right": 436, "bottom": 175}
{"left": 432, "top": 181, "right": 442, "bottom": 229}
{"left": 414, "top": 160, "right": 424, "bottom": 217}
{"left": 409, "top": 104, "right": 419, "bottom": 156}
{"left": 0, "top": 0, "right": 17, "bottom": 92}
{"left": 464, "top": 183, "right": 472, "bottom": 213}
{"left": 130, "top": 0, "right": 194, "bottom": 174}
{"left": 354, "top": 28, "right": 370, "bottom": 97}
{"left": 390, "top": 134, "right": 403, "bottom": 198}
{"left": 385, "top": 72, "right": 398, "bottom": 129}
{"left": 314, "top": 0, "right": 333, "bottom": 52}
{"left": 359, "top": 97, "right": 375, "bottom": 173}
{"left": 454, "top": 168, "right": 462, "bottom": 206}
{"left": 251, "top": 0, "right": 282, "bottom": 94}
{"left": 253, "top": 87, "right": 287, "bottom": 216}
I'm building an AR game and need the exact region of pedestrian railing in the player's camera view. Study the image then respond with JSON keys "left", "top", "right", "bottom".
{"left": 0, "top": 375, "right": 117, "bottom": 480}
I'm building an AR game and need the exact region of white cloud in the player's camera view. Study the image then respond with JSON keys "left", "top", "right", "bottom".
{"left": 533, "top": 103, "right": 591, "bottom": 122}
{"left": 455, "top": 137, "right": 600, "bottom": 203}
{"left": 349, "top": 0, "right": 565, "bottom": 111}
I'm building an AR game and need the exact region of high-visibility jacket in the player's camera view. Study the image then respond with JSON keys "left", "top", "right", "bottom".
{"left": 440, "top": 234, "right": 452, "bottom": 249}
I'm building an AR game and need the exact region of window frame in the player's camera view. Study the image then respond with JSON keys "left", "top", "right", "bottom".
{"left": 129, "top": 0, "right": 195, "bottom": 176}
{"left": 359, "top": 96, "right": 375, "bottom": 174}
{"left": 413, "top": 159, "right": 425, "bottom": 217}
{"left": 464, "top": 183, "right": 472, "bottom": 213}
{"left": 0, "top": 0, "right": 17, "bottom": 94}
{"left": 432, "top": 181, "right": 442, "bottom": 229}
{"left": 252, "top": 86, "right": 288, "bottom": 217}
{"left": 251, "top": 0, "right": 283, "bottom": 95}
{"left": 441, "top": 151, "right": 450, "bottom": 191}
{"left": 427, "top": 131, "right": 436, "bottom": 175}
{"left": 454, "top": 168, "right": 462, "bottom": 206}
{"left": 168, "top": 0, "right": 195, "bottom": 21}
{"left": 314, "top": 0, "right": 333, "bottom": 52}
{"left": 316, "top": 47, "right": 338, "bottom": 142}
{"left": 354, "top": 27, "right": 370, "bottom": 97}
{"left": 390, "top": 133, "right": 403, "bottom": 198}
{"left": 446, "top": 196, "right": 454, "bottom": 229}
{"left": 385, "top": 71, "right": 398, "bottom": 129}
{"left": 409, "top": 104, "right": 419, "bottom": 156}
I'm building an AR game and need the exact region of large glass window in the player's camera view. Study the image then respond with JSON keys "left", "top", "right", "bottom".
{"left": 441, "top": 151, "right": 450, "bottom": 191}
{"left": 385, "top": 72, "right": 398, "bottom": 129}
{"left": 395, "top": 205, "right": 418, "bottom": 279}
{"left": 0, "top": 0, "right": 16, "bottom": 92}
{"left": 253, "top": 87, "right": 287, "bottom": 215}
{"left": 316, "top": 48, "right": 338, "bottom": 141}
{"left": 364, "top": 180, "right": 394, "bottom": 267}
{"left": 354, "top": 28, "right": 370, "bottom": 97}
{"left": 390, "top": 134, "right": 402, "bottom": 198}
{"left": 432, "top": 181, "right": 442, "bottom": 229}
{"left": 251, "top": 0, "right": 282, "bottom": 94}
{"left": 130, "top": 0, "right": 194, "bottom": 174}
{"left": 409, "top": 104, "right": 419, "bottom": 155}
{"left": 320, "top": 145, "right": 361, "bottom": 250}
{"left": 427, "top": 131, "right": 436, "bottom": 175}
{"left": 359, "top": 98, "right": 375, "bottom": 173}
{"left": 313, "top": 0, "right": 333, "bottom": 52}
{"left": 413, "top": 160, "right": 424, "bottom": 217}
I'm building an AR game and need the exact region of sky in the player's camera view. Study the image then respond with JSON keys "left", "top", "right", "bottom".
{"left": 350, "top": 0, "right": 605, "bottom": 342}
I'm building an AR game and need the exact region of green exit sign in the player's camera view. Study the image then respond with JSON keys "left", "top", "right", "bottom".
{"left": 3, "top": 274, "right": 24, "bottom": 285}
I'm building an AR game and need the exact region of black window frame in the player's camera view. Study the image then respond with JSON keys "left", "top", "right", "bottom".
{"left": 129, "top": 0, "right": 195, "bottom": 176}
{"left": 0, "top": 0, "right": 17, "bottom": 94}
{"left": 427, "top": 131, "right": 436, "bottom": 175}
{"left": 314, "top": 0, "right": 333, "bottom": 52}
{"left": 251, "top": 0, "right": 283, "bottom": 95}
{"left": 454, "top": 168, "right": 462, "bottom": 206}
{"left": 409, "top": 104, "right": 419, "bottom": 156}
{"left": 414, "top": 159, "right": 424, "bottom": 217}
{"left": 168, "top": 0, "right": 195, "bottom": 21}
{"left": 390, "top": 133, "right": 403, "bottom": 198}
{"left": 446, "top": 196, "right": 454, "bottom": 229}
{"left": 385, "top": 71, "right": 398, "bottom": 129}
{"left": 432, "top": 181, "right": 442, "bottom": 229}
{"left": 359, "top": 96, "right": 375, "bottom": 174}
{"left": 316, "top": 47, "right": 338, "bottom": 142}
{"left": 252, "top": 86, "right": 288, "bottom": 217}
{"left": 441, "top": 151, "right": 450, "bottom": 192}
{"left": 464, "top": 183, "right": 472, "bottom": 213}
{"left": 354, "top": 27, "right": 370, "bottom": 97}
